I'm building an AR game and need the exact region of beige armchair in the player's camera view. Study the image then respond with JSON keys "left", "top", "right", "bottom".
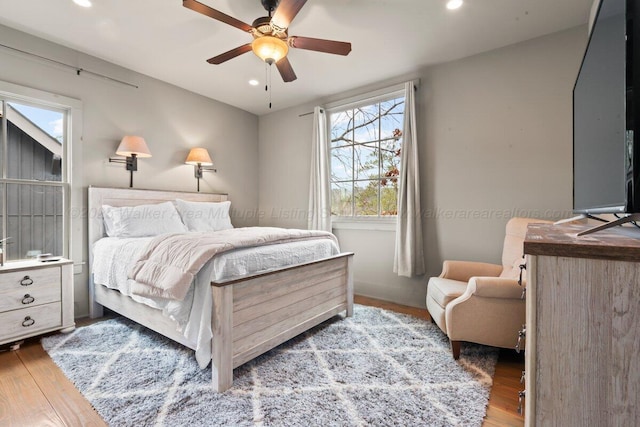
{"left": 426, "top": 217, "right": 552, "bottom": 359}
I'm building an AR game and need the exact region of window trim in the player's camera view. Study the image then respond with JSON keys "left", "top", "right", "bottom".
{"left": 326, "top": 85, "right": 405, "bottom": 220}
{"left": 0, "top": 81, "right": 82, "bottom": 263}
{"left": 331, "top": 216, "right": 396, "bottom": 232}
{"left": 324, "top": 83, "right": 405, "bottom": 113}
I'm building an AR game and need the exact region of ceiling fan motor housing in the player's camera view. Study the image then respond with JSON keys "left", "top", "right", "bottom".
{"left": 252, "top": 16, "right": 275, "bottom": 35}
{"left": 261, "top": 0, "right": 280, "bottom": 13}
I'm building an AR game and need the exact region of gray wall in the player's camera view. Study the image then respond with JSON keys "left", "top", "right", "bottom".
{"left": 0, "top": 24, "right": 259, "bottom": 317}
{"left": 258, "top": 27, "right": 588, "bottom": 307}
{"left": 0, "top": 22, "right": 588, "bottom": 315}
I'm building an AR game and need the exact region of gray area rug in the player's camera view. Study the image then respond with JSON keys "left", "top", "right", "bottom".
{"left": 42, "top": 305, "right": 498, "bottom": 426}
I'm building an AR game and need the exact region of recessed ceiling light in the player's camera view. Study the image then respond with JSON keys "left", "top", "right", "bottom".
{"left": 248, "top": 79, "right": 259, "bottom": 86}
{"left": 446, "top": 0, "right": 463, "bottom": 10}
{"left": 73, "top": 0, "right": 92, "bottom": 7}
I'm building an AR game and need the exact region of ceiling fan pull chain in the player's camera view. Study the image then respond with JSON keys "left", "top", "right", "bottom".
{"left": 264, "top": 62, "right": 272, "bottom": 109}
{"left": 269, "top": 64, "right": 272, "bottom": 109}
{"left": 264, "top": 62, "right": 271, "bottom": 109}
{"left": 264, "top": 62, "right": 268, "bottom": 92}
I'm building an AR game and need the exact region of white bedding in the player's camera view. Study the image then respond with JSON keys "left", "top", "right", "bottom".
{"left": 92, "top": 235, "right": 339, "bottom": 367}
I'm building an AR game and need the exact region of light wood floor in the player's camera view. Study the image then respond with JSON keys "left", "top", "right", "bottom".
{"left": 0, "top": 296, "right": 524, "bottom": 426}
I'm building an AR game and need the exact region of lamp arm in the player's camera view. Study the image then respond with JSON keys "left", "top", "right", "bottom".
{"left": 109, "top": 154, "right": 138, "bottom": 171}
{"left": 109, "top": 154, "right": 138, "bottom": 188}
{"left": 202, "top": 165, "right": 217, "bottom": 173}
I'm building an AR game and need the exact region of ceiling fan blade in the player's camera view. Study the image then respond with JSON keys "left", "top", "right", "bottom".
{"left": 207, "top": 43, "right": 253, "bottom": 64}
{"left": 289, "top": 36, "right": 352, "bottom": 56}
{"left": 183, "top": 0, "right": 253, "bottom": 33}
{"left": 271, "top": 0, "right": 308, "bottom": 29}
{"left": 276, "top": 57, "right": 297, "bottom": 82}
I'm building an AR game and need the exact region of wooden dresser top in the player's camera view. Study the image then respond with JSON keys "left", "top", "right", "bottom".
{"left": 524, "top": 222, "right": 640, "bottom": 262}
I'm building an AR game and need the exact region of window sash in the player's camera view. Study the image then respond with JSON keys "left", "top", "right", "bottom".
{"left": 0, "top": 97, "right": 70, "bottom": 260}
{"left": 328, "top": 92, "right": 404, "bottom": 218}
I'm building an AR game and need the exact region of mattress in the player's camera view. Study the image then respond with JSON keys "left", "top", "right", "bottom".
{"left": 92, "top": 234, "right": 340, "bottom": 367}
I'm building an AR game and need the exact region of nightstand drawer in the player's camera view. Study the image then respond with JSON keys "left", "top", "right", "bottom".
{"left": 0, "top": 302, "right": 62, "bottom": 339}
{"left": 0, "top": 266, "right": 60, "bottom": 291}
{"left": 0, "top": 283, "right": 61, "bottom": 312}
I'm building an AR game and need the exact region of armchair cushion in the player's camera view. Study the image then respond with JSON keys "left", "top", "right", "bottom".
{"left": 499, "top": 217, "right": 551, "bottom": 278}
{"left": 427, "top": 277, "right": 468, "bottom": 307}
{"left": 440, "top": 260, "right": 503, "bottom": 282}
{"left": 499, "top": 256, "right": 526, "bottom": 280}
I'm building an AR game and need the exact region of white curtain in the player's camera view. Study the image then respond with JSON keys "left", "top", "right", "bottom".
{"left": 308, "top": 106, "right": 332, "bottom": 232}
{"left": 394, "top": 82, "right": 425, "bottom": 277}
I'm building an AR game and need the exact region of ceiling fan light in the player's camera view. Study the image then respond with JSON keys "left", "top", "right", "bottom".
{"left": 252, "top": 36, "right": 288, "bottom": 64}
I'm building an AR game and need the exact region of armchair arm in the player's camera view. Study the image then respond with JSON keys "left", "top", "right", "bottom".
{"left": 440, "top": 260, "right": 503, "bottom": 282}
{"left": 466, "top": 277, "right": 524, "bottom": 299}
{"left": 445, "top": 276, "right": 526, "bottom": 348}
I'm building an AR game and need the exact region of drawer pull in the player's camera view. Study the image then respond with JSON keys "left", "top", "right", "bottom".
{"left": 22, "top": 316, "right": 35, "bottom": 327}
{"left": 518, "top": 263, "right": 526, "bottom": 286}
{"left": 515, "top": 325, "right": 526, "bottom": 353}
{"left": 20, "top": 276, "right": 33, "bottom": 286}
{"left": 517, "top": 390, "right": 526, "bottom": 414}
{"left": 21, "top": 294, "right": 35, "bottom": 304}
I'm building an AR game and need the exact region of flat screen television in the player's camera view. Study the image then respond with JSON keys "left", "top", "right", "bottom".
{"left": 573, "top": 0, "right": 639, "bottom": 217}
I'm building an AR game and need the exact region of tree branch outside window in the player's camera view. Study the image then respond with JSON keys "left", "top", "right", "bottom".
{"left": 329, "top": 95, "right": 405, "bottom": 217}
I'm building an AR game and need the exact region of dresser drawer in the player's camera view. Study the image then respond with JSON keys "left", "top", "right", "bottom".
{"left": 0, "top": 302, "right": 62, "bottom": 340}
{"left": 0, "top": 266, "right": 60, "bottom": 291}
{"left": 0, "top": 283, "right": 60, "bottom": 312}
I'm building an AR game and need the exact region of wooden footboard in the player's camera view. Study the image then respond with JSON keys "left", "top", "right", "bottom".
{"left": 92, "top": 252, "right": 353, "bottom": 392}
{"left": 211, "top": 252, "right": 353, "bottom": 392}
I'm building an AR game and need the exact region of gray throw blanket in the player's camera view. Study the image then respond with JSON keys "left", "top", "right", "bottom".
{"left": 128, "top": 227, "right": 338, "bottom": 300}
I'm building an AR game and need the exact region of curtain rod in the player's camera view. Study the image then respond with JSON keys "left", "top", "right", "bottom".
{"left": 0, "top": 43, "right": 139, "bottom": 89}
{"left": 298, "top": 108, "right": 325, "bottom": 117}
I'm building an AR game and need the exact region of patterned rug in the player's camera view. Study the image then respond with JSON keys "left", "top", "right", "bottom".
{"left": 41, "top": 305, "right": 499, "bottom": 426}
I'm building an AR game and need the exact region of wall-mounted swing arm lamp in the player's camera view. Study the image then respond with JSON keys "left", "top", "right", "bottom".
{"left": 185, "top": 148, "right": 216, "bottom": 192}
{"left": 109, "top": 136, "right": 152, "bottom": 188}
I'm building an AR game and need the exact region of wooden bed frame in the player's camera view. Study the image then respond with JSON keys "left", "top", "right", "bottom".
{"left": 87, "top": 186, "right": 353, "bottom": 392}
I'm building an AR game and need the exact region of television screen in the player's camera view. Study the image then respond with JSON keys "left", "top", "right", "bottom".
{"left": 573, "top": 0, "right": 627, "bottom": 213}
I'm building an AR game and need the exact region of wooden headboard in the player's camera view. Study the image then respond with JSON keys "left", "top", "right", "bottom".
{"left": 87, "top": 186, "right": 228, "bottom": 264}
{"left": 87, "top": 186, "right": 228, "bottom": 318}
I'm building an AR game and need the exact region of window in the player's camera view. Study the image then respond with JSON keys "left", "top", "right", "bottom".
{"left": 329, "top": 91, "right": 405, "bottom": 218}
{"left": 0, "top": 98, "right": 69, "bottom": 261}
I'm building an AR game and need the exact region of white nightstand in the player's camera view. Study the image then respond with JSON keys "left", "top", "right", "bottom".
{"left": 0, "top": 259, "right": 75, "bottom": 349}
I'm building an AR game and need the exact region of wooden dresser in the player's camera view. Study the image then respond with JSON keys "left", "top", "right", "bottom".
{"left": 523, "top": 222, "right": 640, "bottom": 426}
{"left": 0, "top": 259, "right": 75, "bottom": 348}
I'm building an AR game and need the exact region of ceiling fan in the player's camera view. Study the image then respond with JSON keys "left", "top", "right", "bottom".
{"left": 183, "top": 0, "right": 352, "bottom": 82}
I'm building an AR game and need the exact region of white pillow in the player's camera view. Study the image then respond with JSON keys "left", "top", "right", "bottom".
{"left": 102, "top": 202, "right": 187, "bottom": 237}
{"left": 175, "top": 199, "right": 233, "bottom": 232}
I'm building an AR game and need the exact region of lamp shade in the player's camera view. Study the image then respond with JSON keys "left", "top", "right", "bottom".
{"left": 185, "top": 148, "right": 213, "bottom": 166}
{"left": 252, "top": 36, "right": 289, "bottom": 64}
{"left": 115, "top": 136, "right": 152, "bottom": 158}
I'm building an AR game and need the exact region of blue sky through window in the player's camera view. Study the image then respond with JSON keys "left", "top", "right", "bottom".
{"left": 8, "top": 102, "right": 63, "bottom": 141}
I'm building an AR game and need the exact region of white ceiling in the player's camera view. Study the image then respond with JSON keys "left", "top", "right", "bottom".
{"left": 0, "top": 0, "right": 592, "bottom": 116}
